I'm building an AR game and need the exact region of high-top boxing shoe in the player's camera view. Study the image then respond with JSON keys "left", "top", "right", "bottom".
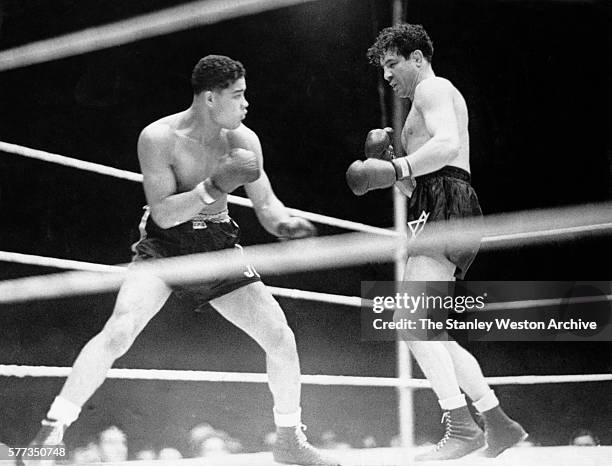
{"left": 414, "top": 406, "right": 485, "bottom": 461}
{"left": 273, "top": 425, "right": 342, "bottom": 466}
{"left": 23, "top": 418, "right": 67, "bottom": 465}
{"left": 480, "top": 406, "right": 528, "bottom": 457}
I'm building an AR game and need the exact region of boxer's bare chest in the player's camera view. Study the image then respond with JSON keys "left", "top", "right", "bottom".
{"left": 169, "top": 133, "right": 228, "bottom": 191}
{"left": 401, "top": 104, "right": 430, "bottom": 155}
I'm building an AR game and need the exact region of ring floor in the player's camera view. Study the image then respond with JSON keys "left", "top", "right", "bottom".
{"left": 6, "top": 446, "right": 605, "bottom": 466}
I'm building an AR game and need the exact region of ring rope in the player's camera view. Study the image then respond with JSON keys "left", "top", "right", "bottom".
{"left": 0, "top": 251, "right": 124, "bottom": 273}
{"left": 0, "top": 0, "right": 323, "bottom": 72}
{"left": 266, "top": 286, "right": 362, "bottom": 307}
{"left": 0, "top": 141, "right": 396, "bottom": 237}
{"left": 5, "top": 141, "right": 612, "bottom": 242}
{"left": 0, "top": 365, "right": 609, "bottom": 388}
{"left": 5, "top": 141, "right": 612, "bottom": 241}
{"left": 2, "top": 251, "right": 611, "bottom": 310}
{"left": 0, "top": 250, "right": 365, "bottom": 307}
{"left": 1, "top": 203, "right": 612, "bottom": 304}
{"left": 482, "top": 294, "right": 612, "bottom": 312}
{"left": 482, "top": 222, "right": 612, "bottom": 245}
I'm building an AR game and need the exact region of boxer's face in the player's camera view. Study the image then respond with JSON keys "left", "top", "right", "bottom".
{"left": 209, "top": 77, "right": 248, "bottom": 129}
{"left": 381, "top": 50, "right": 418, "bottom": 98}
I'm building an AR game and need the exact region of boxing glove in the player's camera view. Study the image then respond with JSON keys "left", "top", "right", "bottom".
{"left": 210, "top": 148, "right": 260, "bottom": 193}
{"left": 277, "top": 217, "right": 317, "bottom": 239}
{"left": 197, "top": 148, "right": 260, "bottom": 204}
{"left": 364, "top": 127, "right": 394, "bottom": 161}
{"left": 346, "top": 158, "right": 397, "bottom": 196}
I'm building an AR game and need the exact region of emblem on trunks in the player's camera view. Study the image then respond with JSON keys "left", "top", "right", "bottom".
{"left": 407, "top": 210, "right": 429, "bottom": 238}
{"left": 192, "top": 220, "right": 208, "bottom": 229}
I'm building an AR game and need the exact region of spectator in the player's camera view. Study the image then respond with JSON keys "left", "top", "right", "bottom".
{"left": 158, "top": 447, "right": 183, "bottom": 460}
{"left": 569, "top": 429, "right": 600, "bottom": 447}
{"left": 198, "top": 436, "right": 231, "bottom": 458}
{"left": 97, "top": 426, "right": 128, "bottom": 462}
{"left": 188, "top": 422, "right": 242, "bottom": 457}
{"left": 319, "top": 430, "right": 351, "bottom": 450}
{"left": 361, "top": 435, "right": 377, "bottom": 448}
{"left": 70, "top": 442, "right": 102, "bottom": 464}
{"left": 134, "top": 448, "right": 156, "bottom": 460}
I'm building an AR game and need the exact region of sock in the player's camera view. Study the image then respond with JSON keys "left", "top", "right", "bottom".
{"left": 472, "top": 390, "right": 499, "bottom": 413}
{"left": 47, "top": 396, "right": 81, "bottom": 426}
{"left": 274, "top": 407, "right": 301, "bottom": 428}
{"left": 439, "top": 393, "right": 467, "bottom": 411}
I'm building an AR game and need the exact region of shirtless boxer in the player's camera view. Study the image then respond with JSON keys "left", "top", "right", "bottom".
{"left": 28, "top": 55, "right": 339, "bottom": 466}
{"left": 346, "top": 24, "right": 527, "bottom": 461}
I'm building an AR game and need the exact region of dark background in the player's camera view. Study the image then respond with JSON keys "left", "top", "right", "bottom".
{"left": 0, "top": 0, "right": 611, "bottom": 456}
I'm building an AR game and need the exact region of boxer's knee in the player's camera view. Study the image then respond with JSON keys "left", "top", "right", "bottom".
{"left": 103, "top": 312, "right": 142, "bottom": 356}
{"left": 100, "top": 319, "right": 138, "bottom": 357}
{"left": 264, "top": 322, "right": 297, "bottom": 359}
{"left": 101, "top": 300, "right": 149, "bottom": 357}
{"left": 404, "top": 255, "right": 455, "bottom": 281}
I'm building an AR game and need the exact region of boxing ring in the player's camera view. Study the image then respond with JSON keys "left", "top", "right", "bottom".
{"left": 1, "top": 142, "right": 611, "bottom": 465}
{"left": 1, "top": 0, "right": 611, "bottom": 464}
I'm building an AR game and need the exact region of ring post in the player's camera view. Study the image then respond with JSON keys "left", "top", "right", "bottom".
{"left": 392, "top": 0, "right": 414, "bottom": 448}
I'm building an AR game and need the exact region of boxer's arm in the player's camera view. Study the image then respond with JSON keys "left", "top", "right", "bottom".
{"left": 396, "top": 79, "right": 460, "bottom": 177}
{"left": 138, "top": 124, "right": 211, "bottom": 229}
{"left": 229, "top": 126, "right": 292, "bottom": 236}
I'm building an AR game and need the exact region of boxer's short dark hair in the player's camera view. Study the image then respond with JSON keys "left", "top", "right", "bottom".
{"left": 191, "top": 55, "right": 246, "bottom": 94}
{"left": 367, "top": 23, "right": 434, "bottom": 65}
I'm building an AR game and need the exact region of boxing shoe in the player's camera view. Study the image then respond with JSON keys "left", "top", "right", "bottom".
{"left": 23, "top": 418, "right": 66, "bottom": 465}
{"left": 273, "top": 425, "right": 341, "bottom": 465}
{"left": 479, "top": 406, "right": 528, "bottom": 457}
{"left": 414, "top": 406, "right": 485, "bottom": 461}
{"left": 30, "top": 418, "right": 65, "bottom": 445}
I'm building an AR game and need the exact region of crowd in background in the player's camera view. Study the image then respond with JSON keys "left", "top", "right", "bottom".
{"left": 64, "top": 423, "right": 602, "bottom": 463}
{"left": 0, "top": 423, "right": 604, "bottom": 463}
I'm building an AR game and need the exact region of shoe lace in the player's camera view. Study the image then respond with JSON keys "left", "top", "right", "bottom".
{"left": 433, "top": 412, "right": 452, "bottom": 452}
{"left": 295, "top": 424, "right": 310, "bottom": 448}
{"left": 296, "top": 424, "right": 326, "bottom": 462}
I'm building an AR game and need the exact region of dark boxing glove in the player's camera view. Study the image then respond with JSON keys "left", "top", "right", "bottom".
{"left": 346, "top": 158, "right": 397, "bottom": 196}
{"left": 364, "top": 127, "right": 395, "bottom": 161}
{"left": 197, "top": 148, "right": 261, "bottom": 204}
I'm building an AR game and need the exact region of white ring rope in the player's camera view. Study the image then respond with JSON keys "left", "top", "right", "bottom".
{"left": 0, "top": 251, "right": 124, "bottom": 274}
{"left": 0, "top": 141, "right": 395, "bottom": 237}
{"left": 0, "top": 250, "right": 362, "bottom": 307}
{"left": 2, "top": 251, "right": 611, "bottom": 311}
{"left": 482, "top": 223, "right": 612, "bottom": 245}
{"left": 482, "top": 294, "right": 612, "bottom": 312}
{"left": 5, "top": 141, "right": 612, "bottom": 242}
{"left": 0, "top": 365, "right": 609, "bottom": 388}
{"left": 1, "top": 202, "right": 611, "bottom": 304}
{"left": 266, "top": 286, "right": 362, "bottom": 307}
{"left": 0, "top": 0, "right": 324, "bottom": 72}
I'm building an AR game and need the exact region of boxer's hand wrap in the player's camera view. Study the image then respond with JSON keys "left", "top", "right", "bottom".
{"left": 345, "top": 158, "right": 397, "bottom": 196}
{"left": 276, "top": 217, "right": 317, "bottom": 239}
{"left": 390, "top": 157, "right": 413, "bottom": 180}
{"left": 195, "top": 179, "right": 221, "bottom": 205}
{"left": 364, "top": 127, "right": 395, "bottom": 161}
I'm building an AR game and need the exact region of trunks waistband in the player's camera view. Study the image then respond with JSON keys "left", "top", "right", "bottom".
{"left": 193, "top": 208, "right": 230, "bottom": 223}
{"left": 415, "top": 166, "right": 471, "bottom": 184}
